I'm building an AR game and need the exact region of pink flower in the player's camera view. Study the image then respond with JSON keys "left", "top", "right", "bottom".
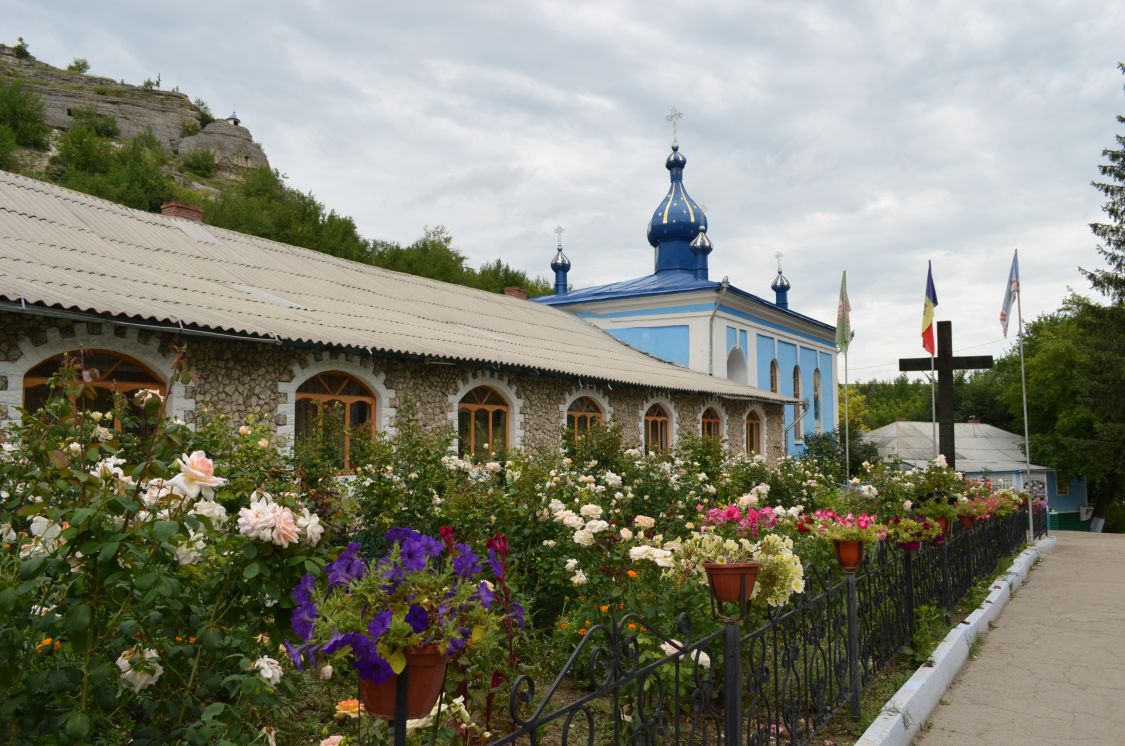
{"left": 724, "top": 505, "right": 742, "bottom": 522}
{"left": 271, "top": 506, "right": 300, "bottom": 548}
{"left": 169, "top": 451, "right": 227, "bottom": 499}
{"left": 320, "top": 737, "right": 345, "bottom": 746}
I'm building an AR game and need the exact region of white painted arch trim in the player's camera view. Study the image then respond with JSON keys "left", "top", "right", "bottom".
{"left": 558, "top": 386, "right": 614, "bottom": 427}
{"left": 640, "top": 396, "right": 678, "bottom": 453}
{"left": 276, "top": 356, "right": 397, "bottom": 447}
{"left": 447, "top": 371, "right": 525, "bottom": 453}
{"left": 0, "top": 323, "right": 195, "bottom": 428}
{"left": 745, "top": 403, "right": 769, "bottom": 456}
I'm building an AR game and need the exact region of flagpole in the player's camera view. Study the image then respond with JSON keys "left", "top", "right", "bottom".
{"left": 930, "top": 352, "right": 937, "bottom": 459}
{"left": 1015, "top": 251, "right": 1034, "bottom": 540}
{"left": 844, "top": 349, "right": 850, "bottom": 481}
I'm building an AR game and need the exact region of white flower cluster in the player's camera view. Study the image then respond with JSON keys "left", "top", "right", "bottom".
{"left": 117, "top": 648, "right": 163, "bottom": 692}
{"left": 237, "top": 493, "right": 323, "bottom": 548}
{"left": 659, "top": 639, "right": 711, "bottom": 668}
{"left": 628, "top": 544, "right": 675, "bottom": 568}
{"left": 548, "top": 499, "right": 612, "bottom": 547}
{"left": 254, "top": 656, "right": 284, "bottom": 685}
{"left": 19, "top": 516, "right": 65, "bottom": 558}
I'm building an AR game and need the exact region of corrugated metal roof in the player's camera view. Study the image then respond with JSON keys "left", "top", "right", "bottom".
{"left": 0, "top": 171, "right": 793, "bottom": 402}
{"left": 863, "top": 420, "right": 1045, "bottom": 473}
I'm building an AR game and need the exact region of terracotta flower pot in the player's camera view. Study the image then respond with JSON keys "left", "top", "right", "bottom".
{"left": 958, "top": 515, "right": 975, "bottom": 530}
{"left": 833, "top": 539, "right": 865, "bottom": 572}
{"left": 359, "top": 645, "right": 447, "bottom": 720}
{"left": 703, "top": 561, "right": 760, "bottom": 604}
{"left": 935, "top": 516, "right": 951, "bottom": 537}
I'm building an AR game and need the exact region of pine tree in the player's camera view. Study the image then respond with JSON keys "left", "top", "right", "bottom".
{"left": 1078, "top": 62, "right": 1125, "bottom": 528}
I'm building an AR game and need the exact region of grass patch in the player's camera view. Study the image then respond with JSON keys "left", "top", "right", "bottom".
{"left": 818, "top": 657, "right": 914, "bottom": 744}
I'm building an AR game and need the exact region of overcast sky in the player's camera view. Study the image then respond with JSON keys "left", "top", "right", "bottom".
{"left": 7, "top": 1, "right": 1124, "bottom": 379}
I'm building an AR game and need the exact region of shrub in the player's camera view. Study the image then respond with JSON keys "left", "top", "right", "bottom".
{"left": 70, "top": 107, "right": 118, "bottom": 138}
{"left": 55, "top": 128, "right": 178, "bottom": 211}
{"left": 66, "top": 57, "right": 90, "bottom": 74}
{"left": 0, "top": 354, "right": 333, "bottom": 742}
{"left": 180, "top": 148, "right": 215, "bottom": 177}
{"left": 180, "top": 119, "right": 200, "bottom": 137}
{"left": 13, "top": 36, "right": 30, "bottom": 59}
{"left": 0, "top": 80, "right": 49, "bottom": 149}
{"left": 193, "top": 98, "right": 214, "bottom": 127}
{"left": 0, "top": 123, "right": 17, "bottom": 170}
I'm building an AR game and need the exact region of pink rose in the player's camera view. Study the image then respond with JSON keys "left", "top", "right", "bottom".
{"left": 169, "top": 450, "right": 227, "bottom": 499}
{"left": 320, "top": 737, "right": 345, "bottom": 746}
{"left": 271, "top": 506, "right": 300, "bottom": 548}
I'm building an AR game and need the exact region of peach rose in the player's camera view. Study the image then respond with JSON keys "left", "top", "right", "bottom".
{"left": 270, "top": 505, "right": 300, "bottom": 548}
{"left": 169, "top": 450, "right": 227, "bottom": 499}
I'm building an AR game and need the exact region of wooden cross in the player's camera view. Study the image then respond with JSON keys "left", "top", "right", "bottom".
{"left": 666, "top": 107, "right": 682, "bottom": 146}
{"left": 898, "top": 320, "right": 993, "bottom": 470}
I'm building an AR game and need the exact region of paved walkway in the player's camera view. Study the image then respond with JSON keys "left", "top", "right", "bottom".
{"left": 917, "top": 531, "right": 1125, "bottom": 745}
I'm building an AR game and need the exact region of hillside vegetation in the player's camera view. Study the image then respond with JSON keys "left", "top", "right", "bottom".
{"left": 0, "top": 41, "right": 551, "bottom": 296}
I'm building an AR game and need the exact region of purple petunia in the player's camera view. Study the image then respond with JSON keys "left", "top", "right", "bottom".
{"left": 476, "top": 581, "right": 495, "bottom": 609}
{"left": 368, "top": 609, "right": 392, "bottom": 639}
{"left": 283, "top": 639, "right": 318, "bottom": 672}
{"left": 291, "top": 573, "right": 316, "bottom": 606}
{"left": 321, "top": 631, "right": 364, "bottom": 656}
{"left": 385, "top": 527, "right": 420, "bottom": 547}
{"left": 399, "top": 538, "right": 428, "bottom": 572}
{"left": 446, "top": 630, "right": 469, "bottom": 658}
{"left": 488, "top": 547, "right": 504, "bottom": 579}
{"left": 326, "top": 543, "right": 367, "bottom": 588}
{"left": 351, "top": 634, "right": 395, "bottom": 685}
{"left": 452, "top": 543, "right": 481, "bottom": 580}
{"left": 510, "top": 601, "right": 525, "bottom": 629}
{"left": 405, "top": 604, "right": 430, "bottom": 634}
{"left": 291, "top": 599, "right": 319, "bottom": 641}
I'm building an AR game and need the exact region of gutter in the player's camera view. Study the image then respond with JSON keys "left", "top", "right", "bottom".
{"left": 707, "top": 276, "right": 730, "bottom": 375}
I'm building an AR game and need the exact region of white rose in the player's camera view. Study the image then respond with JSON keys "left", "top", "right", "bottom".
{"left": 584, "top": 519, "right": 610, "bottom": 534}
{"left": 542, "top": 539, "right": 557, "bottom": 548}
{"left": 237, "top": 496, "right": 277, "bottom": 542}
{"left": 579, "top": 504, "right": 603, "bottom": 519}
{"left": 191, "top": 499, "right": 228, "bottom": 528}
{"left": 572, "top": 529, "right": 595, "bottom": 547}
{"left": 168, "top": 451, "right": 227, "bottom": 499}
{"left": 570, "top": 570, "right": 588, "bottom": 586}
{"left": 619, "top": 527, "right": 634, "bottom": 541}
{"left": 254, "top": 656, "right": 284, "bottom": 685}
{"left": 633, "top": 515, "right": 656, "bottom": 530}
{"left": 117, "top": 648, "right": 163, "bottom": 692}
{"left": 903, "top": 500, "right": 914, "bottom": 512}
{"left": 565, "top": 558, "right": 579, "bottom": 572}
{"left": 238, "top": 425, "right": 252, "bottom": 436}
{"left": 561, "top": 513, "right": 584, "bottom": 530}
{"left": 296, "top": 508, "right": 324, "bottom": 546}
{"left": 319, "top": 664, "right": 333, "bottom": 680}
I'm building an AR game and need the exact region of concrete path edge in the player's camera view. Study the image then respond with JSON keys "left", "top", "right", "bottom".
{"left": 855, "top": 535, "right": 1058, "bottom": 746}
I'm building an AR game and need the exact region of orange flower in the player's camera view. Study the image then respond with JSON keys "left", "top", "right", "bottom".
{"left": 35, "top": 637, "right": 60, "bottom": 653}
{"left": 335, "top": 699, "right": 364, "bottom": 718}
{"left": 618, "top": 603, "right": 625, "bottom": 609}
{"left": 578, "top": 628, "right": 588, "bottom": 636}
{"left": 599, "top": 605, "right": 610, "bottom": 613}
{"left": 627, "top": 570, "right": 639, "bottom": 578}
{"left": 627, "top": 623, "right": 637, "bottom": 630}
{"left": 559, "top": 622, "right": 568, "bottom": 629}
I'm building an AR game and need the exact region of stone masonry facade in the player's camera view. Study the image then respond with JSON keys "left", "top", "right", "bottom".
{"left": 0, "top": 312, "right": 787, "bottom": 459}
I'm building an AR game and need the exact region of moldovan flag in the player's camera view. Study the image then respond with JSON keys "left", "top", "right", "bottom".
{"left": 1000, "top": 250, "right": 1019, "bottom": 337}
{"left": 836, "top": 271, "right": 852, "bottom": 353}
{"left": 921, "top": 261, "right": 938, "bottom": 354}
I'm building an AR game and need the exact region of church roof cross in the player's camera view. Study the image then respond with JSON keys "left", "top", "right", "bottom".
{"left": 666, "top": 107, "right": 682, "bottom": 146}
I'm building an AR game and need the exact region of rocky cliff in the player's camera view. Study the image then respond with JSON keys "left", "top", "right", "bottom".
{"left": 0, "top": 45, "right": 268, "bottom": 177}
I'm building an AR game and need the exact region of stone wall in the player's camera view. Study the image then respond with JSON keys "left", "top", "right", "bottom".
{"left": 0, "top": 313, "right": 788, "bottom": 459}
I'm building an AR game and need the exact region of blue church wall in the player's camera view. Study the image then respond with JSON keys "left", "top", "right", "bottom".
{"left": 578, "top": 303, "right": 834, "bottom": 346}
{"left": 726, "top": 326, "right": 737, "bottom": 354}
{"left": 817, "top": 351, "right": 835, "bottom": 432}
{"left": 725, "top": 327, "right": 750, "bottom": 361}
{"left": 1046, "top": 472, "right": 1088, "bottom": 513}
{"left": 777, "top": 342, "right": 800, "bottom": 454}
{"left": 755, "top": 334, "right": 775, "bottom": 390}
{"left": 799, "top": 347, "right": 818, "bottom": 436}
{"left": 607, "top": 325, "right": 690, "bottom": 367}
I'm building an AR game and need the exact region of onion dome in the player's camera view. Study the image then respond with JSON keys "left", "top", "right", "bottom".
{"left": 647, "top": 145, "right": 708, "bottom": 273}
{"left": 772, "top": 260, "right": 791, "bottom": 309}
{"left": 550, "top": 246, "right": 571, "bottom": 273}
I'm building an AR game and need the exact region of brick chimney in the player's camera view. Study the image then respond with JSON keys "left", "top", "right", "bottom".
{"left": 160, "top": 200, "right": 203, "bottom": 222}
{"left": 503, "top": 286, "right": 529, "bottom": 300}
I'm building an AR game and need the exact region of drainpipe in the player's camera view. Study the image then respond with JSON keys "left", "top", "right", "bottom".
{"left": 707, "top": 276, "right": 730, "bottom": 376}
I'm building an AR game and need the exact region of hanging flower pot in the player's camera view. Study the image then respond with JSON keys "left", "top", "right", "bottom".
{"left": 958, "top": 515, "right": 975, "bottom": 530}
{"left": 833, "top": 539, "right": 865, "bottom": 572}
{"left": 703, "top": 561, "right": 760, "bottom": 604}
{"left": 935, "top": 516, "right": 951, "bottom": 537}
{"left": 359, "top": 645, "right": 448, "bottom": 720}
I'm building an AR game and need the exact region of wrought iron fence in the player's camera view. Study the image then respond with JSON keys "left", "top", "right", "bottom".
{"left": 370, "top": 508, "right": 1048, "bottom": 745}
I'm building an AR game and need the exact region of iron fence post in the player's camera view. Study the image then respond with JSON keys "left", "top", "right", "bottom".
{"left": 846, "top": 572, "right": 861, "bottom": 720}
{"left": 391, "top": 666, "right": 409, "bottom": 746}
{"left": 940, "top": 540, "right": 952, "bottom": 614}
{"left": 903, "top": 550, "right": 916, "bottom": 641}
{"left": 723, "top": 619, "right": 743, "bottom": 746}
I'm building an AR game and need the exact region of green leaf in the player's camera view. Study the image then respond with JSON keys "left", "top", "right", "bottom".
{"left": 201, "top": 702, "right": 225, "bottom": 722}
{"left": 70, "top": 508, "right": 95, "bottom": 527}
{"left": 387, "top": 649, "right": 406, "bottom": 675}
{"left": 65, "top": 712, "right": 91, "bottom": 740}
{"left": 153, "top": 520, "right": 180, "bottom": 541}
{"left": 243, "top": 562, "right": 261, "bottom": 580}
{"left": 99, "top": 542, "right": 119, "bottom": 563}
{"left": 64, "top": 603, "right": 92, "bottom": 648}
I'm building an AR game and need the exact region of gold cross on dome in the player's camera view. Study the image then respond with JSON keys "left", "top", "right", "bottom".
{"left": 666, "top": 107, "right": 682, "bottom": 146}
{"left": 554, "top": 225, "right": 564, "bottom": 248}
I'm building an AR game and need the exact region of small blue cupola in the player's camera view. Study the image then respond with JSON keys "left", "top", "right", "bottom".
{"left": 771, "top": 255, "right": 791, "bottom": 309}
{"left": 550, "top": 227, "right": 571, "bottom": 296}
{"left": 689, "top": 224, "right": 712, "bottom": 280}
{"left": 226, "top": 110, "right": 241, "bottom": 127}
{"left": 647, "top": 144, "right": 708, "bottom": 274}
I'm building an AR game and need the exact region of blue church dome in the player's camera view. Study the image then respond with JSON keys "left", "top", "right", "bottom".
{"left": 647, "top": 144, "right": 708, "bottom": 274}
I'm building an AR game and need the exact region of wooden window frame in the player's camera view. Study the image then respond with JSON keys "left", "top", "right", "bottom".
{"left": 566, "top": 396, "right": 603, "bottom": 434}
{"left": 23, "top": 350, "right": 166, "bottom": 429}
{"left": 793, "top": 366, "right": 803, "bottom": 442}
{"left": 458, "top": 386, "right": 509, "bottom": 459}
{"left": 644, "top": 404, "right": 670, "bottom": 453}
{"left": 701, "top": 407, "right": 722, "bottom": 442}
{"left": 295, "top": 371, "right": 377, "bottom": 471}
{"left": 769, "top": 360, "right": 780, "bottom": 393}
{"left": 746, "top": 411, "right": 762, "bottom": 455}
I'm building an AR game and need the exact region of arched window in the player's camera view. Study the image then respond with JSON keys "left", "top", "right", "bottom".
{"left": 701, "top": 407, "right": 722, "bottom": 442}
{"left": 792, "top": 366, "right": 803, "bottom": 442}
{"left": 726, "top": 348, "right": 747, "bottom": 384}
{"left": 746, "top": 411, "right": 762, "bottom": 455}
{"left": 644, "top": 404, "right": 670, "bottom": 453}
{"left": 813, "top": 369, "right": 822, "bottom": 431}
{"left": 566, "top": 396, "right": 603, "bottom": 435}
{"left": 769, "top": 360, "right": 780, "bottom": 393}
{"left": 24, "top": 350, "right": 165, "bottom": 425}
{"left": 458, "top": 386, "right": 508, "bottom": 459}
{"left": 295, "top": 371, "right": 377, "bottom": 471}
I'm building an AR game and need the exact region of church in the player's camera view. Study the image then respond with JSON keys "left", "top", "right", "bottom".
{"left": 535, "top": 142, "right": 839, "bottom": 455}
{"left": 0, "top": 139, "right": 835, "bottom": 463}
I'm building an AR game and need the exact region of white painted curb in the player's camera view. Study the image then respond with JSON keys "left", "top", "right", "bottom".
{"left": 855, "top": 535, "right": 1057, "bottom": 746}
